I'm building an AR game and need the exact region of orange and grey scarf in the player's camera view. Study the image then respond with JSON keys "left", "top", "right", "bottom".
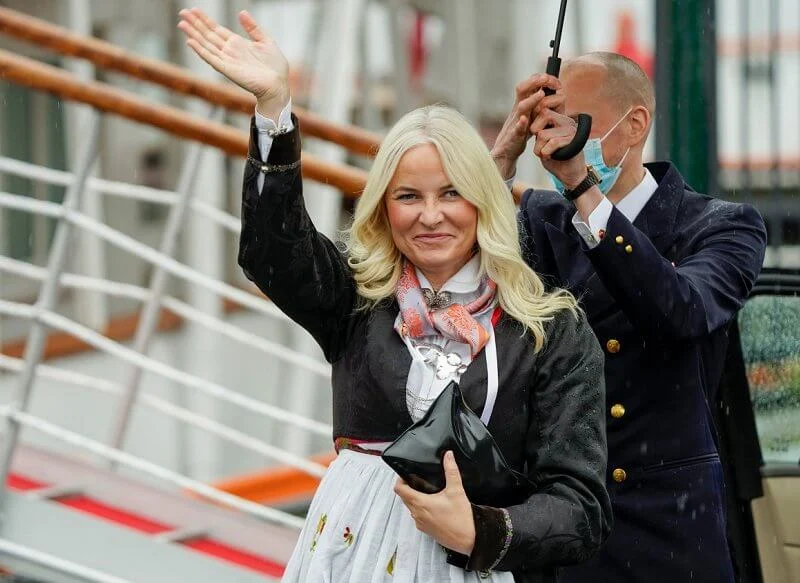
{"left": 394, "top": 261, "right": 496, "bottom": 357}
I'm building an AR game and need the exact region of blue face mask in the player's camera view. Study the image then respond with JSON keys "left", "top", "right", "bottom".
{"left": 549, "top": 107, "right": 633, "bottom": 195}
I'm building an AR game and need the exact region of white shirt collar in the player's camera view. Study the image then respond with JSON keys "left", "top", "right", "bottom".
{"left": 415, "top": 253, "right": 482, "bottom": 295}
{"left": 615, "top": 168, "right": 659, "bottom": 223}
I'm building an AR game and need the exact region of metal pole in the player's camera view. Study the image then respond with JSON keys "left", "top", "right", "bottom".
{"left": 572, "top": 0, "right": 585, "bottom": 56}
{"left": 551, "top": 0, "right": 569, "bottom": 58}
{"left": 654, "top": 0, "right": 673, "bottom": 162}
{"left": 655, "top": 0, "right": 717, "bottom": 195}
{"left": 705, "top": 2, "right": 719, "bottom": 197}
{"left": 64, "top": 0, "right": 108, "bottom": 332}
{"left": 510, "top": 0, "right": 549, "bottom": 186}
{"left": 303, "top": 0, "right": 327, "bottom": 103}
{"left": 281, "top": 0, "right": 365, "bottom": 458}
{"left": 767, "top": 0, "right": 782, "bottom": 258}
{"left": 0, "top": 111, "right": 101, "bottom": 507}
{"left": 107, "top": 106, "right": 224, "bottom": 453}
{"left": 451, "top": 0, "right": 480, "bottom": 125}
{"left": 0, "top": 538, "right": 132, "bottom": 583}
{"left": 388, "top": 0, "right": 413, "bottom": 121}
{"left": 182, "top": 0, "right": 231, "bottom": 481}
{"left": 358, "top": 0, "right": 382, "bottom": 132}
{"left": 739, "top": 0, "right": 752, "bottom": 202}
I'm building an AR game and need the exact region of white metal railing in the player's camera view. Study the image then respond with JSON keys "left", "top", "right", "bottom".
{"left": 0, "top": 255, "right": 332, "bottom": 378}
{"left": 0, "top": 105, "right": 333, "bottom": 561}
{"left": 0, "top": 405, "right": 306, "bottom": 529}
{"left": 0, "top": 152, "right": 241, "bottom": 234}
{"left": 0, "top": 297, "right": 332, "bottom": 439}
{"left": 0, "top": 353, "right": 327, "bottom": 477}
{"left": 0, "top": 190, "right": 287, "bottom": 322}
{"left": 0, "top": 538, "right": 133, "bottom": 583}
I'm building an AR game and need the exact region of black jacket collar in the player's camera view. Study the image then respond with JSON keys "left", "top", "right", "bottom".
{"left": 543, "top": 162, "right": 688, "bottom": 320}
{"left": 636, "top": 161, "right": 686, "bottom": 243}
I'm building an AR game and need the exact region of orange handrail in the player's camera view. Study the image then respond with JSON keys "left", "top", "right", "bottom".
{"left": 0, "top": 49, "right": 367, "bottom": 196}
{"left": 0, "top": 46, "right": 367, "bottom": 361}
{"left": 0, "top": 6, "right": 382, "bottom": 158}
{"left": 0, "top": 7, "right": 530, "bottom": 201}
{"left": 0, "top": 8, "right": 532, "bottom": 365}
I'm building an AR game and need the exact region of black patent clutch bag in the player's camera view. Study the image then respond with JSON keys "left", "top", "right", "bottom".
{"left": 382, "top": 381, "right": 535, "bottom": 506}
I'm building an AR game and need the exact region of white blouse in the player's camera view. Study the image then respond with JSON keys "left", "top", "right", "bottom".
{"left": 399, "top": 254, "right": 499, "bottom": 425}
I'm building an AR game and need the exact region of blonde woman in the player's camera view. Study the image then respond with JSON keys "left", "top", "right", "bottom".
{"left": 179, "top": 8, "right": 610, "bottom": 583}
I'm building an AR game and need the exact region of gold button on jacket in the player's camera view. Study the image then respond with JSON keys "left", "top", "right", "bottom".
{"left": 610, "top": 404, "right": 626, "bottom": 418}
{"left": 612, "top": 468, "right": 628, "bottom": 483}
{"left": 615, "top": 235, "right": 624, "bottom": 244}
{"left": 606, "top": 339, "right": 621, "bottom": 354}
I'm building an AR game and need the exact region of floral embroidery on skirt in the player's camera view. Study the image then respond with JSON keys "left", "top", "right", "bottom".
{"left": 281, "top": 449, "right": 512, "bottom": 583}
{"left": 310, "top": 514, "right": 327, "bottom": 552}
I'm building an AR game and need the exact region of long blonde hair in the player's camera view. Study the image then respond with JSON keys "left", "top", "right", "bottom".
{"left": 344, "top": 105, "right": 577, "bottom": 351}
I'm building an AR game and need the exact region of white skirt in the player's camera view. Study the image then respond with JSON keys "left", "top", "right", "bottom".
{"left": 282, "top": 449, "right": 514, "bottom": 582}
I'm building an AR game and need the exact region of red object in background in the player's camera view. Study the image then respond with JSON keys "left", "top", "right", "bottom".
{"left": 613, "top": 11, "right": 653, "bottom": 78}
{"left": 410, "top": 11, "right": 426, "bottom": 89}
{"left": 5, "top": 473, "right": 286, "bottom": 578}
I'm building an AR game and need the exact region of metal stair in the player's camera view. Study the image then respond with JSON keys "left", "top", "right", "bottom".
{"left": 0, "top": 443, "right": 298, "bottom": 582}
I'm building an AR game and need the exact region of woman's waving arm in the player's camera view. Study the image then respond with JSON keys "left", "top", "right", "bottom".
{"left": 179, "top": 8, "right": 358, "bottom": 362}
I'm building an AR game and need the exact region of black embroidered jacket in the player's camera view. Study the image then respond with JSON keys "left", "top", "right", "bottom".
{"left": 238, "top": 117, "right": 612, "bottom": 582}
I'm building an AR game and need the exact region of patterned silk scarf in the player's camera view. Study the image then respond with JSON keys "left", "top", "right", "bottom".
{"left": 394, "top": 260, "right": 497, "bottom": 356}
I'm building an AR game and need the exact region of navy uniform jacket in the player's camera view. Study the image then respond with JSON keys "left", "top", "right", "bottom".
{"left": 519, "top": 162, "right": 767, "bottom": 583}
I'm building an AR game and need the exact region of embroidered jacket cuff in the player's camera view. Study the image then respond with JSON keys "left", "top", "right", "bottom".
{"left": 254, "top": 99, "right": 294, "bottom": 157}
{"left": 468, "top": 505, "right": 513, "bottom": 571}
{"left": 252, "top": 100, "right": 294, "bottom": 193}
{"left": 445, "top": 504, "right": 512, "bottom": 573}
{"left": 249, "top": 114, "right": 300, "bottom": 165}
{"left": 255, "top": 99, "right": 293, "bottom": 128}
{"left": 247, "top": 114, "right": 301, "bottom": 199}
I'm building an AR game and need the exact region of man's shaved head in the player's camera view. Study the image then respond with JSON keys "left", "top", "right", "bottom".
{"left": 555, "top": 51, "right": 656, "bottom": 200}
{"left": 563, "top": 52, "right": 655, "bottom": 117}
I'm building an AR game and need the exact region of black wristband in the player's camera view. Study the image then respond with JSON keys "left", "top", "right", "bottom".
{"left": 563, "top": 166, "right": 600, "bottom": 202}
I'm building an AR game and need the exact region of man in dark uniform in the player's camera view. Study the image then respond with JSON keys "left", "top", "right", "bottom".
{"left": 491, "top": 52, "right": 767, "bottom": 582}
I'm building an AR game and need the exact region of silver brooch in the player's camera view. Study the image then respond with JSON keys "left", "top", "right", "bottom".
{"left": 266, "top": 124, "right": 292, "bottom": 137}
{"left": 416, "top": 344, "right": 468, "bottom": 380}
{"left": 422, "top": 288, "right": 452, "bottom": 310}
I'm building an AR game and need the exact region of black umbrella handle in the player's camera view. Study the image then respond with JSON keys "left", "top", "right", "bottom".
{"left": 543, "top": 56, "right": 592, "bottom": 161}
{"left": 551, "top": 113, "right": 592, "bottom": 161}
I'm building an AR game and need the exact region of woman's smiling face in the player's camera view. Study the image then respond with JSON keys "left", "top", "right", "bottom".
{"left": 385, "top": 143, "right": 478, "bottom": 290}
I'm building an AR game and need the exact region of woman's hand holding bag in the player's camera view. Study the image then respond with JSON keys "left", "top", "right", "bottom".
{"left": 394, "top": 451, "right": 476, "bottom": 556}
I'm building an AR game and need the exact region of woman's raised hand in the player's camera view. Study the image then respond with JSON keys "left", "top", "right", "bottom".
{"left": 178, "top": 8, "right": 289, "bottom": 118}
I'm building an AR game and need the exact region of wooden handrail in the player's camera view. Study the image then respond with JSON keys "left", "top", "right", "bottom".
{"left": 0, "top": 7, "right": 531, "bottom": 201}
{"left": 0, "top": 49, "right": 368, "bottom": 196}
{"left": 0, "top": 6, "right": 382, "bottom": 158}
{"left": 0, "top": 29, "right": 528, "bottom": 363}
